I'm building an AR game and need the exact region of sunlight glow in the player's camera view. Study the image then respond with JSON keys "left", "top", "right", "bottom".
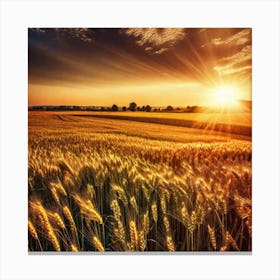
{"left": 210, "top": 85, "right": 239, "bottom": 107}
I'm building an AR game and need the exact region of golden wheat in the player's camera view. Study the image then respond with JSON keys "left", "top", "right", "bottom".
{"left": 151, "top": 201, "right": 158, "bottom": 224}
{"left": 112, "top": 184, "right": 128, "bottom": 205}
{"left": 130, "top": 196, "right": 138, "bottom": 214}
{"left": 73, "top": 194, "right": 103, "bottom": 224}
{"left": 28, "top": 220, "right": 38, "bottom": 240}
{"left": 129, "top": 220, "right": 138, "bottom": 250}
{"left": 71, "top": 244, "right": 78, "bottom": 252}
{"left": 166, "top": 235, "right": 175, "bottom": 251}
{"left": 92, "top": 235, "right": 105, "bottom": 252}
{"left": 207, "top": 224, "right": 217, "bottom": 251}
{"left": 143, "top": 211, "right": 150, "bottom": 234}
{"left": 110, "top": 199, "right": 121, "bottom": 220}
{"left": 226, "top": 231, "right": 240, "bottom": 251}
{"left": 28, "top": 112, "right": 252, "bottom": 252}
{"left": 48, "top": 212, "right": 65, "bottom": 229}
{"left": 62, "top": 205, "right": 76, "bottom": 234}
{"left": 32, "top": 201, "right": 60, "bottom": 251}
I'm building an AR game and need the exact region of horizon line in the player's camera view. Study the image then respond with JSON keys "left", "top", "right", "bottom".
{"left": 28, "top": 99, "right": 252, "bottom": 108}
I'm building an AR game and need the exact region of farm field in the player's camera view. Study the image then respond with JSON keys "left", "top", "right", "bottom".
{"left": 48, "top": 111, "right": 252, "bottom": 137}
{"left": 55, "top": 111, "right": 252, "bottom": 126}
{"left": 28, "top": 111, "right": 252, "bottom": 252}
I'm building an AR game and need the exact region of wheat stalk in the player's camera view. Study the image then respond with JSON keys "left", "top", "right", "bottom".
{"left": 130, "top": 196, "right": 138, "bottom": 214}
{"left": 138, "top": 230, "right": 146, "bottom": 251}
{"left": 151, "top": 201, "right": 158, "bottom": 223}
{"left": 28, "top": 220, "right": 38, "bottom": 240}
{"left": 207, "top": 224, "right": 216, "bottom": 251}
{"left": 129, "top": 220, "right": 138, "bottom": 250}
{"left": 93, "top": 235, "right": 105, "bottom": 252}
{"left": 110, "top": 199, "right": 121, "bottom": 220}
{"left": 166, "top": 235, "right": 175, "bottom": 251}
{"left": 32, "top": 201, "right": 60, "bottom": 251}
{"left": 143, "top": 211, "right": 150, "bottom": 234}
{"left": 48, "top": 212, "right": 65, "bottom": 229}
{"left": 62, "top": 205, "right": 76, "bottom": 234}
{"left": 73, "top": 195, "right": 103, "bottom": 224}
{"left": 226, "top": 231, "right": 240, "bottom": 251}
{"left": 187, "top": 211, "right": 197, "bottom": 233}
{"left": 160, "top": 195, "right": 167, "bottom": 214}
{"left": 71, "top": 244, "right": 78, "bottom": 252}
{"left": 112, "top": 184, "right": 128, "bottom": 205}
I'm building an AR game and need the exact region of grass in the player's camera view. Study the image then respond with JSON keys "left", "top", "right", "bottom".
{"left": 28, "top": 111, "right": 252, "bottom": 252}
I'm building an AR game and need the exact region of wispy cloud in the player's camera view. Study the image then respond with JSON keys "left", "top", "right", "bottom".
{"left": 54, "top": 28, "right": 94, "bottom": 43}
{"left": 30, "top": 28, "right": 46, "bottom": 33}
{"left": 214, "top": 45, "right": 252, "bottom": 76}
{"left": 211, "top": 29, "right": 251, "bottom": 46}
{"left": 123, "top": 28, "right": 186, "bottom": 54}
{"left": 30, "top": 28, "right": 94, "bottom": 43}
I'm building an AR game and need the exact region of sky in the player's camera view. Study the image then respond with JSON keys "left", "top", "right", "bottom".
{"left": 28, "top": 28, "right": 252, "bottom": 107}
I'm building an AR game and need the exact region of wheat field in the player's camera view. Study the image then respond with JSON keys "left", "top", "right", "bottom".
{"left": 28, "top": 111, "right": 252, "bottom": 252}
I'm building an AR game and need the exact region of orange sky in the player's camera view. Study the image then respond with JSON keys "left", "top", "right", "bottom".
{"left": 28, "top": 28, "right": 252, "bottom": 106}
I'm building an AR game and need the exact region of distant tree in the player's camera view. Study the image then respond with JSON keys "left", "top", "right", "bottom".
{"left": 122, "top": 106, "right": 127, "bottom": 111}
{"left": 193, "top": 105, "right": 199, "bottom": 112}
{"left": 188, "top": 105, "right": 198, "bottom": 112}
{"left": 145, "top": 105, "right": 152, "bottom": 112}
{"left": 137, "top": 106, "right": 141, "bottom": 111}
{"left": 128, "top": 102, "right": 137, "bottom": 111}
{"left": 101, "top": 106, "right": 105, "bottom": 111}
{"left": 112, "top": 104, "right": 119, "bottom": 111}
{"left": 166, "top": 105, "right": 173, "bottom": 112}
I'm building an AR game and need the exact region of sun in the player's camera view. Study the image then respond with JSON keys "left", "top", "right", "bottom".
{"left": 210, "top": 85, "right": 239, "bottom": 107}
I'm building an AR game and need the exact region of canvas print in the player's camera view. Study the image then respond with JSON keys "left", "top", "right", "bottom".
{"left": 28, "top": 28, "right": 252, "bottom": 252}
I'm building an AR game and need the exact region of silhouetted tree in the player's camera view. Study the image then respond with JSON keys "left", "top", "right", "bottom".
{"left": 192, "top": 105, "right": 199, "bottom": 112}
{"left": 166, "top": 105, "right": 173, "bottom": 112}
{"left": 101, "top": 106, "right": 105, "bottom": 111}
{"left": 112, "top": 104, "right": 119, "bottom": 111}
{"left": 145, "top": 105, "right": 152, "bottom": 112}
{"left": 122, "top": 106, "right": 127, "bottom": 111}
{"left": 128, "top": 102, "right": 137, "bottom": 111}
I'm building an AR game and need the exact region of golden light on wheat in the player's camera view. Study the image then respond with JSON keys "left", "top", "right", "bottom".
{"left": 28, "top": 112, "right": 251, "bottom": 252}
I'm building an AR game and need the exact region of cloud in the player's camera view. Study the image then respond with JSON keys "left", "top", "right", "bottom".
{"left": 211, "top": 29, "right": 251, "bottom": 46}
{"left": 154, "top": 47, "right": 168, "bottom": 55}
{"left": 213, "top": 45, "right": 252, "bottom": 76}
{"left": 54, "top": 28, "right": 94, "bottom": 43}
{"left": 218, "top": 45, "right": 251, "bottom": 64}
{"left": 214, "top": 64, "right": 251, "bottom": 76}
{"left": 29, "top": 28, "right": 94, "bottom": 43}
{"left": 29, "top": 28, "right": 46, "bottom": 33}
{"left": 123, "top": 28, "right": 186, "bottom": 54}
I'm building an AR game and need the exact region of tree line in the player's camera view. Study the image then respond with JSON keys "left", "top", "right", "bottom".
{"left": 110, "top": 102, "right": 201, "bottom": 113}
{"left": 29, "top": 103, "right": 202, "bottom": 113}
